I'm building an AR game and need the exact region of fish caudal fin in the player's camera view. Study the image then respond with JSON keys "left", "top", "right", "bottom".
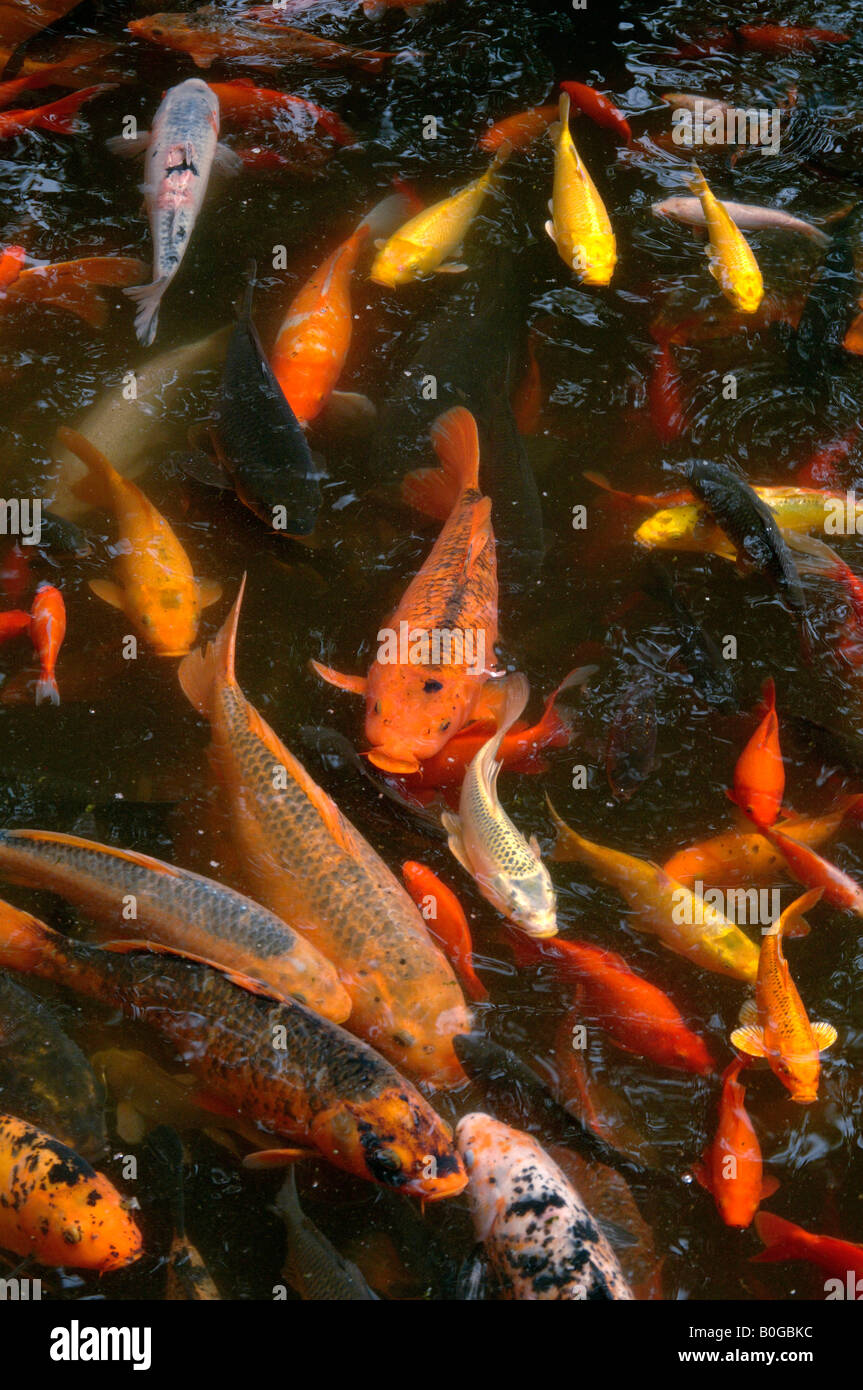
{"left": 751, "top": 1212, "right": 804, "bottom": 1263}
{"left": 178, "top": 575, "right": 245, "bottom": 717}
{"left": 35, "top": 675, "right": 60, "bottom": 706}
{"left": 428, "top": 406, "right": 482, "bottom": 499}
{"left": 58, "top": 427, "right": 116, "bottom": 510}
{"left": 33, "top": 84, "right": 112, "bottom": 135}
{"left": 124, "top": 278, "right": 167, "bottom": 347}
{"left": 478, "top": 672, "right": 530, "bottom": 783}
{"left": 0, "top": 898, "right": 56, "bottom": 975}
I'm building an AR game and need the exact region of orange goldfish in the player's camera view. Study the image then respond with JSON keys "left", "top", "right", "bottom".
{"left": 753, "top": 1212, "right": 863, "bottom": 1281}
{"left": 730, "top": 678, "right": 784, "bottom": 826}
{"left": 312, "top": 406, "right": 500, "bottom": 775}
{"left": 692, "top": 1057, "right": 777, "bottom": 1227}
{"left": 402, "top": 861, "right": 487, "bottom": 1001}
{"left": 663, "top": 802, "right": 859, "bottom": 886}
{"left": 559, "top": 81, "right": 633, "bottom": 144}
{"left": 0, "top": 84, "right": 113, "bottom": 139}
{"left": 206, "top": 80, "right": 355, "bottom": 145}
{"left": 127, "top": 11, "right": 395, "bottom": 73}
{"left": 58, "top": 428, "right": 220, "bottom": 656}
{"left": 0, "top": 243, "right": 24, "bottom": 287}
{"left": 30, "top": 581, "right": 65, "bottom": 705}
{"left": 0, "top": 1112, "right": 142, "bottom": 1270}
{"left": 731, "top": 889, "right": 837, "bottom": 1102}
{"left": 762, "top": 825, "right": 863, "bottom": 917}
{"left": 478, "top": 103, "right": 557, "bottom": 153}
{"left": 179, "top": 579, "right": 471, "bottom": 1088}
{"left": 0, "top": 254, "right": 148, "bottom": 328}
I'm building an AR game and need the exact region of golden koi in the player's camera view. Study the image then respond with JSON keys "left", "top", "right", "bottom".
{"left": 545, "top": 91, "right": 616, "bottom": 285}
{"left": 689, "top": 163, "right": 763, "bottom": 314}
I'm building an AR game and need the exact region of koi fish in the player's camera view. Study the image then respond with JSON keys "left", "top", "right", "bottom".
{"left": 127, "top": 11, "right": 396, "bottom": 73}
{"left": 370, "top": 146, "right": 510, "bottom": 286}
{"left": 402, "top": 860, "right": 487, "bottom": 1001}
{"left": 274, "top": 1166, "right": 378, "bottom": 1300}
{"left": 206, "top": 80, "right": 355, "bottom": 145}
{"left": 692, "top": 1057, "right": 777, "bottom": 1228}
{"left": 738, "top": 25, "right": 849, "bottom": 52}
{"left": 641, "top": 558, "right": 736, "bottom": 710}
{"left": 652, "top": 196, "right": 830, "bottom": 248}
{"left": 478, "top": 103, "right": 557, "bottom": 152}
{"left": 511, "top": 933, "right": 715, "bottom": 1074}
{"left": 688, "top": 165, "right": 763, "bottom": 314}
{"left": 29, "top": 581, "right": 65, "bottom": 706}
{"left": 313, "top": 406, "right": 499, "bottom": 775}
{"left": 730, "top": 888, "right": 837, "bottom": 1102}
{"left": 0, "top": 244, "right": 25, "bottom": 287}
{"left": 58, "top": 427, "right": 221, "bottom": 657}
{"left": 752, "top": 1212, "right": 863, "bottom": 1279}
{"left": 0, "top": 899, "right": 466, "bottom": 1197}
{"left": 178, "top": 579, "right": 471, "bottom": 1088}
{"left": 663, "top": 804, "right": 856, "bottom": 887}
{"left": 0, "top": 827, "right": 349, "bottom": 1020}
{"left": 111, "top": 78, "right": 240, "bottom": 347}
{"left": 92, "top": 1048, "right": 263, "bottom": 1147}
{"left": 545, "top": 92, "right": 616, "bottom": 285}
{"left": 683, "top": 460, "right": 811, "bottom": 644}
{"left": 216, "top": 262, "right": 320, "bottom": 535}
{"left": 0, "top": 973, "right": 106, "bottom": 1158}
{"left": 391, "top": 666, "right": 589, "bottom": 789}
{"left": 646, "top": 336, "right": 687, "bottom": 443}
{"left": 548, "top": 801, "right": 760, "bottom": 982}
{"left": 0, "top": 82, "right": 112, "bottom": 139}
{"left": 0, "top": 254, "right": 148, "bottom": 328}
{"left": 559, "top": 81, "right": 632, "bottom": 143}
{"left": 270, "top": 193, "right": 411, "bottom": 427}
{"left": 761, "top": 825, "right": 863, "bottom": 917}
{"left": 0, "top": 0, "right": 86, "bottom": 75}
{"left": 511, "top": 329, "right": 543, "bottom": 435}
{"left": 0, "top": 1113, "right": 141, "bottom": 1270}
{"left": 730, "top": 678, "right": 784, "bottom": 827}
{"left": 634, "top": 485, "right": 863, "bottom": 555}
{"left": 456, "top": 1113, "right": 634, "bottom": 1300}
{"left": 0, "top": 610, "right": 30, "bottom": 642}
{"left": 443, "top": 674, "right": 558, "bottom": 939}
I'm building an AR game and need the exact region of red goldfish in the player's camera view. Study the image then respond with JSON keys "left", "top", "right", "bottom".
{"left": 559, "top": 81, "right": 632, "bottom": 144}
{"left": 0, "top": 84, "right": 113, "bottom": 139}
{"left": 0, "top": 254, "right": 148, "bottom": 328}
{"left": 730, "top": 678, "right": 784, "bottom": 826}
{"left": 753, "top": 1212, "right": 863, "bottom": 1282}
{"left": 30, "top": 582, "right": 65, "bottom": 706}
{"left": 692, "top": 1057, "right": 777, "bottom": 1228}
{"left": 206, "top": 80, "right": 355, "bottom": 145}
{"left": 762, "top": 825, "right": 863, "bottom": 917}
{"left": 402, "top": 861, "right": 487, "bottom": 1001}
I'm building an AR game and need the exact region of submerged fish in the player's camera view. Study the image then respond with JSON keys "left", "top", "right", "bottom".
{"left": 0, "top": 972, "right": 106, "bottom": 1157}
{"left": 58, "top": 427, "right": 221, "bottom": 657}
{"left": 179, "top": 580, "right": 471, "bottom": 1088}
{"left": 0, "top": 253, "right": 147, "bottom": 328}
{"left": 370, "top": 146, "right": 510, "bottom": 287}
{"left": 663, "top": 804, "right": 854, "bottom": 887}
{"left": 0, "top": 827, "right": 350, "bottom": 1021}
{"left": 545, "top": 91, "right": 616, "bottom": 284}
{"left": 688, "top": 165, "right": 763, "bottom": 314}
{"left": 652, "top": 196, "right": 830, "bottom": 247}
{"left": 559, "top": 81, "right": 632, "bottom": 144}
{"left": 753, "top": 1212, "right": 863, "bottom": 1279}
{"left": 314, "top": 407, "right": 500, "bottom": 775}
{"left": 444, "top": 674, "right": 558, "bottom": 939}
{"left": 402, "top": 860, "right": 487, "bottom": 1001}
{"left": 29, "top": 581, "right": 65, "bottom": 707}
{"left": 216, "top": 262, "right": 320, "bottom": 535}
{"left": 146, "top": 1126, "right": 221, "bottom": 1300}
{"left": 730, "top": 678, "right": 784, "bottom": 827}
{"left": 0, "top": 0, "right": 86, "bottom": 75}
{"left": 479, "top": 103, "right": 557, "bottom": 153}
{"left": 0, "top": 1112, "right": 141, "bottom": 1270}
{"left": 693, "top": 1058, "right": 776, "bottom": 1229}
{"left": 457, "top": 1113, "right": 634, "bottom": 1300}
{"left": 0, "top": 899, "right": 467, "bottom": 1197}
{"left": 0, "top": 83, "right": 112, "bottom": 139}
{"left": 111, "top": 78, "right": 239, "bottom": 347}
{"left": 274, "top": 1166, "right": 379, "bottom": 1300}
{"left": 127, "top": 10, "right": 396, "bottom": 73}
{"left": 731, "top": 889, "right": 837, "bottom": 1103}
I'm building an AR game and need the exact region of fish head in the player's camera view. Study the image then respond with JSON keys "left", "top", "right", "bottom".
{"left": 488, "top": 870, "right": 557, "bottom": 939}
{"left": 577, "top": 235, "right": 617, "bottom": 287}
{"left": 780, "top": 1050, "right": 820, "bottom": 1104}
{"left": 365, "top": 665, "right": 482, "bottom": 773}
{"left": 456, "top": 1112, "right": 536, "bottom": 1236}
{"left": 635, "top": 503, "right": 724, "bottom": 553}
{"left": 311, "top": 1089, "right": 467, "bottom": 1200}
{"left": 730, "top": 271, "right": 764, "bottom": 315}
{"left": 127, "top": 15, "right": 188, "bottom": 48}
{"left": 369, "top": 237, "right": 423, "bottom": 288}
{"left": 133, "top": 581, "right": 200, "bottom": 657}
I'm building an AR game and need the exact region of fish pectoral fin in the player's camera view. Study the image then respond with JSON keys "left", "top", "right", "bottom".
{"left": 812, "top": 1021, "right": 838, "bottom": 1052}
{"left": 528, "top": 833, "right": 542, "bottom": 857}
{"left": 738, "top": 997, "right": 758, "bottom": 1026}
{"left": 89, "top": 578, "right": 127, "bottom": 612}
{"left": 436, "top": 261, "right": 468, "bottom": 274}
{"left": 106, "top": 131, "right": 150, "bottom": 157}
{"left": 213, "top": 142, "right": 243, "bottom": 176}
{"left": 760, "top": 1175, "right": 780, "bottom": 1199}
{"left": 442, "top": 811, "right": 471, "bottom": 872}
{"left": 544, "top": 219, "right": 557, "bottom": 243}
{"left": 691, "top": 1158, "right": 712, "bottom": 1193}
{"left": 197, "top": 580, "right": 223, "bottom": 608}
{"left": 373, "top": 238, "right": 388, "bottom": 250}
{"left": 309, "top": 659, "right": 366, "bottom": 696}
{"left": 730, "top": 1023, "right": 767, "bottom": 1058}
{"left": 242, "top": 1147, "right": 313, "bottom": 1169}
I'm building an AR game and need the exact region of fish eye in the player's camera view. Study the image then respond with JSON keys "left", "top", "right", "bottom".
{"left": 366, "top": 1147, "right": 403, "bottom": 1182}
{"left": 423, "top": 679, "right": 443, "bottom": 693}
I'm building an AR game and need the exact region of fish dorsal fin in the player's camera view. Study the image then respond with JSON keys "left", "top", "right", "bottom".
{"left": 730, "top": 1023, "right": 767, "bottom": 1057}
{"left": 812, "top": 1021, "right": 838, "bottom": 1052}
{"left": 6, "top": 829, "right": 183, "bottom": 880}
{"left": 99, "top": 937, "right": 287, "bottom": 1005}
{"left": 463, "top": 497, "right": 493, "bottom": 576}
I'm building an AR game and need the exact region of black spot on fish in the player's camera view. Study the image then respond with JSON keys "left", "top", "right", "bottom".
{"left": 424, "top": 679, "right": 443, "bottom": 693}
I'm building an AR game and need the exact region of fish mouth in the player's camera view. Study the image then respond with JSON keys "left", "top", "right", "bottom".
{"left": 404, "top": 1165, "right": 468, "bottom": 1202}
{"left": 368, "top": 749, "right": 421, "bottom": 775}
{"left": 519, "top": 917, "right": 559, "bottom": 940}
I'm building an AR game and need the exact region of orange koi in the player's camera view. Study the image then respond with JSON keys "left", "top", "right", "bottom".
{"left": 0, "top": 609, "right": 30, "bottom": 643}
{"left": 559, "top": 81, "right": 632, "bottom": 144}
{"left": 730, "top": 678, "right": 784, "bottom": 827}
{"left": 478, "top": 103, "right": 557, "bottom": 153}
{"left": 0, "top": 83, "right": 113, "bottom": 139}
{"left": 0, "top": 1112, "right": 142, "bottom": 1270}
{"left": 663, "top": 802, "right": 859, "bottom": 887}
{"left": 312, "top": 407, "right": 499, "bottom": 775}
{"left": 762, "top": 825, "right": 863, "bottom": 917}
{"left": 0, "top": 255, "right": 148, "bottom": 328}
{"left": 692, "top": 1057, "right": 777, "bottom": 1227}
{"left": 0, "top": 244, "right": 25, "bottom": 288}
{"left": 730, "top": 888, "right": 837, "bottom": 1103}
{"left": 402, "top": 861, "right": 487, "bottom": 1001}
{"left": 0, "top": 0, "right": 86, "bottom": 75}
{"left": 29, "top": 582, "right": 65, "bottom": 706}
{"left": 753, "top": 1212, "right": 863, "bottom": 1280}
{"left": 206, "top": 80, "right": 355, "bottom": 145}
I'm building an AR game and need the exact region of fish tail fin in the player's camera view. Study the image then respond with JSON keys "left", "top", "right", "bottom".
{"left": 786, "top": 529, "right": 842, "bottom": 577}
{"left": 481, "top": 672, "right": 530, "bottom": 773}
{"left": 124, "top": 278, "right": 166, "bottom": 347}
{"left": 488, "top": 138, "right": 513, "bottom": 177}
{"left": 429, "top": 406, "right": 481, "bottom": 496}
{"left": 355, "top": 187, "right": 415, "bottom": 242}
{"left": 0, "top": 898, "right": 57, "bottom": 975}
{"left": 58, "top": 427, "right": 116, "bottom": 509}
{"left": 751, "top": 1212, "right": 804, "bottom": 1263}
{"left": 777, "top": 886, "right": 822, "bottom": 938}
{"left": 178, "top": 575, "right": 245, "bottom": 716}
{"left": 33, "top": 84, "right": 109, "bottom": 134}
{"left": 536, "top": 664, "right": 597, "bottom": 741}
{"left": 558, "top": 90, "right": 571, "bottom": 127}
{"left": 688, "top": 162, "right": 708, "bottom": 197}
{"left": 35, "top": 674, "right": 60, "bottom": 706}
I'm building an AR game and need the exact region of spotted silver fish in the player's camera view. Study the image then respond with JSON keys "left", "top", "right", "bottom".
{"left": 456, "top": 1113, "right": 635, "bottom": 1300}
{"left": 111, "top": 78, "right": 239, "bottom": 345}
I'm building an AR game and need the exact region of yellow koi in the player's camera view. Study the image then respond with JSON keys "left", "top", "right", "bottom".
{"left": 545, "top": 91, "right": 616, "bottom": 286}
{"left": 689, "top": 163, "right": 763, "bottom": 314}
{"left": 635, "top": 486, "right": 861, "bottom": 553}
